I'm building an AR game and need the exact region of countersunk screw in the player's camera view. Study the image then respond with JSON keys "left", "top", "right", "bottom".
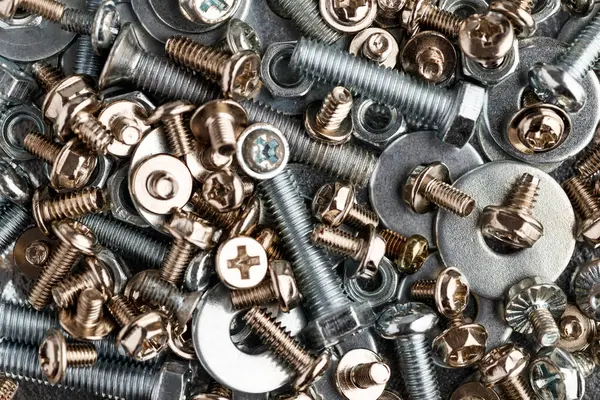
{"left": 39, "top": 329, "right": 98, "bottom": 384}
{"left": 312, "top": 181, "right": 379, "bottom": 229}
{"left": 52, "top": 256, "right": 114, "bottom": 308}
{"left": 379, "top": 229, "right": 429, "bottom": 274}
{"left": 28, "top": 220, "right": 99, "bottom": 311}
{"left": 563, "top": 176, "right": 600, "bottom": 248}
{"left": 401, "top": 0, "right": 463, "bottom": 38}
{"left": 272, "top": 0, "right": 341, "bottom": 44}
{"left": 404, "top": 162, "right": 476, "bottom": 217}
{"left": 304, "top": 86, "right": 354, "bottom": 145}
{"left": 243, "top": 306, "right": 331, "bottom": 392}
{"left": 0, "top": 377, "right": 18, "bottom": 400}
{"left": 165, "top": 36, "right": 261, "bottom": 100}
{"left": 146, "top": 101, "right": 196, "bottom": 158}
{"left": 480, "top": 173, "right": 544, "bottom": 249}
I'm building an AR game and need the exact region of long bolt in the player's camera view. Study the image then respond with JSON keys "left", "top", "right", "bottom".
{"left": 379, "top": 230, "right": 429, "bottom": 274}
{"left": 0, "top": 377, "right": 18, "bottom": 400}
{"left": 161, "top": 240, "right": 196, "bottom": 286}
{"left": 396, "top": 331, "right": 440, "bottom": 399}
{"left": 33, "top": 187, "right": 107, "bottom": 227}
{"left": 563, "top": 176, "right": 600, "bottom": 221}
{"left": 272, "top": 0, "right": 341, "bottom": 44}
{"left": 73, "top": 0, "right": 104, "bottom": 77}
{"left": 0, "top": 202, "right": 30, "bottom": 255}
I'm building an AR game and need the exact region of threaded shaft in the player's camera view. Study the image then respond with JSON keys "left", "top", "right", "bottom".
{"left": 31, "top": 62, "right": 64, "bottom": 92}
{"left": 255, "top": 228, "right": 286, "bottom": 260}
{"left": 258, "top": 170, "right": 349, "bottom": 319}
{"left": 161, "top": 240, "right": 196, "bottom": 286}
{"left": 191, "top": 192, "right": 241, "bottom": 229}
{"left": 424, "top": 180, "right": 476, "bottom": 217}
{"left": 515, "top": 0, "right": 536, "bottom": 13}
{"left": 107, "top": 295, "right": 140, "bottom": 327}
{"left": 573, "top": 352, "right": 596, "bottom": 377}
{"left": 0, "top": 377, "right": 18, "bottom": 400}
{"left": 73, "top": 0, "right": 103, "bottom": 77}
{"left": 346, "top": 205, "right": 379, "bottom": 229}
{"left": 380, "top": 230, "right": 407, "bottom": 259}
{"left": 37, "top": 187, "right": 106, "bottom": 223}
{"left": 125, "top": 270, "right": 186, "bottom": 317}
{"left": 522, "top": 89, "right": 541, "bottom": 107}
{"left": 20, "top": 0, "right": 64, "bottom": 21}
{"left": 0, "top": 203, "right": 30, "bottom": 255}
{"left": 528, "top": 307, "right": 560, "bottom": 346}
{"left": 576, "top": 143, "right": 600, "bottom": 178}
{"left": 557, "top": 13, "right": 600, "bottom": 82}
{"left": 165, "top": 36, "right": 230, "bottom": 81}
{"left": 394, "top": 334, "right": 441, "bottom": 400}
{"left": 164, "top": 116, "right": 195, "bottom": 157}
{"left": 23, "top": 132, "right": 61, "bottom": 164}
{"left": 207, "top": 381, "right": 233, "bottom": 398}
{"left": 563, "top": 176, "right": 600, "bottom": 219}
{"left": 311, "top": 224, "right": 363, "bottom": 259}
{"left": 0, "top": 341, "right": 156, "bottom": 400}
{"left": 60, "top": 8, "right": 94, "bottom": 34}
{"left": 70, "top": 111, "right": 114, "bottom": 154}
{"left": 231, "top": 281, "right": 277, "bottom": 310}
{"left": 351, "top": 362, "right": 390, "bottom": 388}
{"left": 78, "top": 214, "right": 168, "bottom": 267}
{"left": 65, "top": 343, "right": 98, "bottom": 367}
{"left": 314, "top": 87, "right": 353, "bottom": 133}
{"left": 504, "top": 173, "right": 539, "bottom": 213}
{"left": 206, "top": 115, "right": 237, "bottom": 156}
{"left": 421, "top": 5, "right": 462, "bottom": 38}
{"left": 52, "top": 266, "right": 107, "bottom": 308}
{"left": 291, "top": 38, "right": 455, "bottom": 129}
{"left": 498, "top": 375, "right": 536, "bottom": 400}
{"left": 242, "top": 179, "right": 254, "bottom": 197}
{"left": 74, "top": 288, "right": 105, "bottom": 328}
{"left": 28, "top": 243, "right": 79, "bottom": 311}
{"left": 274, "top": 0, "right": 341, "bottom": 44}
{"left": 244, "top": 306, "right": 315, "bottom": 372}
{"left": 411, "top": 280, "right": 437, "bottom": 301}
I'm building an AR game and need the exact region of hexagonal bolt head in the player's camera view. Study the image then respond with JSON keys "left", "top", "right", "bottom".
{"left": 164, "top": 210, "right": 219, "bottom": 250}
{"left": 52, "top": 139, "right": 98, "bottom": 190}
{"left": 312, "top": 181, "right": 356, "bottom": 227}
{"left": 432, "top": 323, "right": 488, "bottom": 368}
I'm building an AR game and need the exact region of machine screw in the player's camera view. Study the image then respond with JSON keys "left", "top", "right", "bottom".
{"left": 304, "top": 86, "right": 354, "bottom": 145}
{"left": 489, "top": 0, "right": 536, "bottom": 37}
{"left": 73, "top": 0, "right": 104, "bottom": 77}
{"left": 202, "top": 170, "right": 254, "bottom": 212}
{"left": 52, "top": 257, "right": 114, "bottom": 308}
{"left": 191, "top": 192, "right": 245, "bottom": 230}
{"left": 243, "top": 306, "right": 331, "bottom": 391}
{"left": 458, "top": 12, "right": 515, "bottom": 69}
{"left": 431, "top": 313, "right": 488, "bottom": 368}
{"left": 0, "top": 377, "right": 18, "bottom": 400}
{"left": 215, "top": 18, "right": 262, "bottom": 55}
{"left": 28, "top": 220, "right": 99, "bottom": 311}
{"left": 572, "top": 351, "right": 596, "bottom": 377}
{"left": 254, "top": 226, "right": 286, "bottom": 260}
{"left": 312, "top": 181, "right": 379, "bottom": 229}
{"left": 30, "top": 62, "right": 64, "bottom": 93}
{"left": 411, "top": 267, "right": 470, "bottom": 318}
{"left": 335, "top": 348, "right": 391, "bottom": 400}
{"left": 59, "top": 288, "right": 114, "bottom": 340}
{"left": 401, "top": 0, "right": 463, "bottom": 38}
{"left": 379, "top": 229, "right": 429, "bottom": 274}
{"left": 0, "top": 202, "right": 30, "bottom": 255}
{"left": 272, "top": 0, "right": 341, "bottom": 44}
{"left": 480, "top": 173, "right": 544, "bottom": 249}
{"left": 478, "top": 344, "right": 535, "bottom": 400}
{"left": 146, "top": 101, "right": 196, "bottom": 158}
{"left": 563, "top": 175, "right": 600, "bottom": 248}
{"left": 529, "top": 12, "right": 600, "bottom": 112}
{"left": 404, "top": 162, "right": 476, "bottom": 217}
{"left": 39, "top": 329, "right": 98, "bottom": 384}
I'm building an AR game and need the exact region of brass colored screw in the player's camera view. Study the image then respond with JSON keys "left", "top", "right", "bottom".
{"left": 31, "top": 62, "right": 65, "bottom": 92}
{"left": 146, "top": 101, "right": 196, "bottom": 158}
{"left": 52, "top": 257, "right": 114, "bottom": 308}
{"left": 39, "top": 329, "right": 97, "bottom": 384}
{"left": 335, "top": 348, "right": 391, "bottom": 400}
{"left": 489, "top": 0, "right": 536, "bottom": 38}
{"left": 59, "top": 288, "right": 114, "bottom": 340}
{"left": 255, "top": 226, "right": 286, "bottom": 260}
{"left": 190, "top": 381, "right": 233, "bottom": 400}
{"left": 563, "top": 176, "right": 600, "bottom": 248}
{"left": 479, "top": 344, "right": 536, "bottom": 400}
{"left": 0, "top": 377, "right": 18, "bottom": 400}
{"left": 69, "top": 110, "right": 115, "bottom": 155}
{"left": 411, "top": 267, "right": 470, "bottom": 318}
{"left": 577, "top": 143, "right": 600, "bottom": 179}
{"left": 312, "top": 182, "right": 379, "bottom": 229}
{"left": 402, "top": 0, "right": 463, "bottom": 38}
{"left": 304, "top": 87, "right": 354, "bottom": 144}
{"left": 243, "top": 306, "right": 331, "bottom": 392}
{"left": 191, "top": 191, "right": 247, "bottom": 230}
{"left": 379, "top": 229, "right": 429, "bottom": 274}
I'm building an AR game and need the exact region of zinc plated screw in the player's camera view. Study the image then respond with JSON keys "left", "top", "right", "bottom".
{"left": 562, "top": 176, "right": 600, "bottom": 248}
{"left": 272, "top": 0, "right": 341, "bottom": 44}
{"left": 100, "top": 24, "right": 377, "bottom": 186}
{"left": 146, "top": 101, "right": 196, "bottom": 158}
{"left": 0, "top": 202, "right": 30, "bottom": 255}
{"left": 572, "top": 352, "right": 596, "bottom": 377}
{"left": 0, "top": 377, "right": 18, "bottom": 400}
{"left": 73, "top": 0, "right": 104, "bottom": 77}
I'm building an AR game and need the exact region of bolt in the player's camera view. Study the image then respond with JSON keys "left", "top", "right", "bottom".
{"left": 480, "top": 173, "right": 544, "bottom": 249}
{"left": 404, "top": 162, "right": 476, "bottom": 217}
{"left": 335, "top": 348, "right": 391, "bottom": 400}
{"left": 458, "top": 11, "right": 515, "bottom": 69}
{"left": 291, "top": 37, "right": 485, "bottom": 148}
{"left": 59, "top": 288, "right": 114, "bottom": 340}
{"left": 73, "top": 0, "right": 104, "bottom": 77}
{"left": 146, "top": 101, "right": 196, "bottom": 158}
{"left": 529, "top": 11, "right": 600, "bottom": 112}
{"left": 0, "top": 377, "right": 18, "bottom": 400}
{"left": 563, "top": 176, "right": 600, "bottom": 248}
{"left": 411, "top": 267, "right": 470, "bottom": 318}
{"left": 478, "top": 344, "right": 535, "bottom": 400}
{"left": 28, "top": 220, "right": 99, "bottom": 311}
{"left": 39, "top": 329, "right": 98, "bottom": 384}
{"left": 165, "top": 36, "right": 261, "bottom": 100}
{"left": 272, "top": 0, "right": 341, "bottom": 44}
{"left": 0, "top": 202, "right": 30, "bottom": 255}
{"left": 304, "top": 86, "right": 354, "bottom": 144}
{"left": 379, "top": 229, "right": 429, "bottom": 274}
{"left": 489, "top": 0, "right": 536, "bottom": 38}
{"left": 312, "top": 181, "right": 379, "bottom": 229}
{"left": 52, "top": 257, "right": 114, "bottom": 308}
{"left": 214, "top": 18, "right": 262, "bottom": 55}
{"left": 401, "top": 0, "right": 463, "bottom": 38}
{"left": 243, "top": 306, "right": 331, "bottom": 391}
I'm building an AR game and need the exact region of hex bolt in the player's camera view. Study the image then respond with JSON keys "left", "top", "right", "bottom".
{"left": 146, "top": 101, "right": 196, "bottom": 158}
{"left": 376, "top": 302, "right": 441, "bottom": 400}
{"left": 304, "top": 86, "right": 354, "bottom": 144}
{"left": 243, "top": 306, "right": 331, "bottom": 392}
{"left": 165, "top": 36, "right": 261, "bottom": 100}
{"left": 271, "top": 0, "right": 341, "bottom": 44}
{"left": 101, "top": 24, "right": 377, "bottom": 186}
{"left": 28, "top": 220, "right": 99, "bottom": 311}
{"left": 291, "top": 37, "right": 486, "bottom": 148}
{"left": 529, "top": 12, "right": 600, "bottom": 112}
{"left": 479, "top": 344, "right": 535, "bottom": 400}
{"left": 563, "top": 176, "right": 600, "bottom": 248}
{"left": 73, "top": 0, "right": 104, "bottom": 77}
{"left": 404, "top": 162, "right": 476, "bottom": 217}
{"left": 489, "top": 0, "right": 536, "bottom": 37}
{"left": 0, "top": 202, "right": 30, "bottom": 255}
{"left": 0, "top": 377, "right": 18, "bottom": 400}
{"left": 39, "top": 329, "right": 98, "bottom": 384}
{"left": 379, "top": 229, "right": 429, "bottom": 274}
{"left": 254, "top": 226, "right": 286, "bottom": 260}
{"left": 335, "top": 348, "right": 391, "bottom": 400}
{"left": 59, "top": 288, "right": 114, "bottom": 340}
{"left": 32, "top": 187, "right": 108, "bottom": 235}
{"left": 52, "top": 257, "right": 114, "bottom": 308}
{"left": 312, "top": 181, "right": 379, "bottom": 229}
{"left": 401, "top": 0, "right": 463, "bottom": 38}
{"left": 480, "top": 173, "right": 544, "bottom": 249}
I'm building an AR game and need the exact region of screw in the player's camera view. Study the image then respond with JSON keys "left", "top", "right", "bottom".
{"left": 190, "top": 380, "right": 234, "bottom": 400}
{"left": 0, "top": 377, "right": 18, "bottom": 400}
{"left": 272, "top": 0, "right": 341, "bottom": 44}
{"left": 576, "top": 142, "right": 600, "bottom": 178}
{"left": 479, "top": 344, "right": 535, "bottom": 400}
{"left": 0, "top": 202, "right": 30, "bottom": 255}
{"left": 401, "top": 0, "right": 463, "bottom": 38}
{"left": 69, "top": 110, "right": 116, "bottom": 155}
{"left": 254, "top": 226, "right": 286, "bottom": 260}
{"left": 191, "top": 192, "right": 244, "bottom": 229}
{"left": 563, "top": 176, "right": 600, "bottom": 248}
{"left": 243, "top": 306, "right": 331, "bottom": 391}
{"left": 202, "top": 170, "right": 254, "bottom": 212}
{"left": 39, "top": 329, "right": 98, "bottom": 384}
{"left": 411, "top": 267, "right": 470, "bottom": 318}
{"left": 572, "top": 351, "right": 596, "bottom": 377}
{"left": 214, "top": 18, "right": 262, "bottom": 55}
{"left": 489, "top": 0, "right": 536, "bottom": 37}
{"left": 59, "top": 288, "right": 114, "bottom": 340}
{"left": 379, "top": 229, "right": 429, "bottom": 274}
{"left": 73, "top": 0, "right": 104, "bottom": 77}
{"left": 146, "top": 101, "right": 196, "bottom": 158}
{"left": 28, "top": 220, "right": 99, "bottom": 311}
{"left": 304, "top": 86, "right": 354, "bottom": 144}
{"left": 529, "top": 12, "right": 600, "bottom": 112}
{"left": 404, "top": 162, "right": 476, "bottom": 217}
{"left": 52, "top": 257, "right": 114, "bottom": 308}
{"left": 30, "top": 62, "right": 64, "bottom": 93}
{"left": 335, "top": 348, "right": 391, "bottom": 400}
{"left": 312, "top": 181, "right": 379, "bottom": 229}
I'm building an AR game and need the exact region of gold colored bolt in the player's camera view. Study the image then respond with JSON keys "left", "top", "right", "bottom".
{"left": 411, "top": 267, "right": 470, "bottom": 318}
{"left": 335, "top": 348, "right": 391, "bottom": 400}
{"left": 312, "top": 181, "right": 379, "bottom": 229}
{"left": 311, "top": 225, "right": 386, "bottom": 279}
{"left": 32, "top": 187, "right": 108, "bottom": 235}
{"left": 28, "top": 220, "right": 99, "bottom": 311}
{"left": 401, "top": 0, "right": 463, "bottom": 38}
{"left": 563, "top": 176, "right": 600, "bottom": 248}
{"left": 489, "top": 0, "right": 536, "bottom": 38}
{"left": 479, "top": 344, "right": 535, "bottom": 399}
{"left": 0, "top": 377, "right": 18, "bottom": 400}
{"left": 431, "top": 312, "right": 488, "bottom": 368}
{"left": 31, "top": 62, "right": 65, "bottom": 92}
{"left": 255, "top": 226, "right": 286, "bottom": 260}
{"left": 242, "top": 306, "right": 331, "bottom": 392}
{"left": 52, "top": 257, "right": 114, "bottom": 308}
{"left": 59, "top": 288, "right": 115, "bottom": 340}
{"left": 39, "top": 329, "right": 97, "bottom": 384}
{"left": 191, "top": 191, "right": 242, "bottom": 229}
{"left": 190, "top": 381, "right": 234, "bottom": 400}
{"left": 379, "top": 229, "right": 429, "bottom": 274}
{"left": 165, "top": 36, "right": 262, "bottom": 100}
{"left": 146, "top": 101, "right": 197, "bottom": 158}
{"left": 304, "top": 87, "right": 354, "bottom": 144}
{"left": 404, "top": 162, "right": 476, "bottom": 217}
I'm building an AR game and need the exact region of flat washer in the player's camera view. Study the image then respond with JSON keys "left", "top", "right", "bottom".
{"left": 369, "top": 131, "right": 483, "bottom": 244}
{"left": 435, "top": 161, "right": 576, "bottom": 299}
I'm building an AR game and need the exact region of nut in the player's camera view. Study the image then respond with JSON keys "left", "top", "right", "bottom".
{"left": 269, "top": 260, "right": 301, "bottom": 312}
{"left": 312, "top": 181, "right": 355, "bottom": 227}
{"left": 164, "top": 209, "right": 218, "bottom": 250}
{"left": 432, "top": 323, "right": 488, "bottom": 368}
{"left": 479, "top": 344, "right": 529, "bottom": 387}
{"left": 51, "top": 139, "right": 97, "bottom": 190}
{"left": 116, "top": 312, "right": 170, "bottom": 361}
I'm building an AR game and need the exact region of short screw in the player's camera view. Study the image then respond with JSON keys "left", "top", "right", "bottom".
{"left": 0, "top": 377, "right": 18, "bottom": 400}
{"left": 243, "top": 306, "right": 331, "bottom": 392}
{"left": 312, "top": 181, "right": 379, "bottom": 229}
{"left": 401, "top": 0, "right": 463, "bottom": 38}
{"left": 335, "top": 349, "right": 391, "bottom": 399}
{"left": 69, "top": 110, "right": 116, "bottom": 155}
{"left": 572, "top": 351, "right": 596, "bottom": 377}
{"left": 52, "top": 257, "right": 114, "bottom": 308}
{"left": 146, "top": 101, "right": 196, "bottom": 158}
{"left": 563, "top": 176, "right": 600, "bottom": 248}
{"left": 304, "top": 86, "right": 354, "bottom": 144}
{"left": 39, "top": 329, "right": 98, "bottom": 384}
{"left": 271, "top": 0, "right": 341, "bottom": 44}
{"left": 191, "top": 192, "right": 243, "bottom": 230}
{"left": 479, "top": 344, "right": 536, "bottom": 400}
{"left": 59, "top": 288, "right": 114, "bottom": 340}
{"left": 379, "top": 230, "right": 429, "bottom": 274}
{"left": 214, "top": 18, "right": 261, "bottom": 55}
{"left": 576, "top": 142, "right": 600, "bottom": 178}
{"left": 254, "top": 226, "right": 286, "bottom": 260}
{"left": 410, "top": 267, "right": 470, "bottom": 318}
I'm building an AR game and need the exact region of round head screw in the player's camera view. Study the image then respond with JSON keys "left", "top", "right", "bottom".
{"left": 401, "top": 31, "right": 457, "bottom": 84}
{"left": 52, "top": 256, "right": 115, "bottom": 308}
{"left": 563, "top": 176, "right": 600, "bottom": 248}
{"left": 530, "top": 347, "right": 585, "bottom": 400}
{"left": 91, "top": 0, "right": 120, "bottom": 54}
{"left": 379, "top": 230, "right": 429, "bottom": 274}
{"left": 488, "top": 0, "right": 536, "bottom": 38}
{"left": 559, "top": 304, "right": 598, "bottom": 352}
{"left": 312, "top": 181, "right": 379, "bottom": 229}
{"left": 411, "top": 267, "right": 470, "bottom": 318}
{"left": 375, "top": 302, "right": 439, "bottom": 339}
{"left": 146, "top": 101, "right": 196, "bottom": 158}
{"left": 59, "top": 287, "right": 115, "bottom": 340}
{"left": 334, "top": 348, "right": 390, "bottom": 400}
{"left": 215, "top": 235, "right": 269, "bottom": 289}
{"left": 478, "top": 344, "right": 534, "bottom": 397}
{"left": 458, "top": 11, "right": 515, "bottom": 69}
{"left": 573, "top": 259, "right": 600, "bottom": 320}
{"left": 216, "top": 18, "right": 262, "bottom": 54}
{"left": 304, "top": 86, "right": 354, "bottom": 145}
{"left": 505, "top": 277, "right": 567, "bottom": 347}
{"left": 202, "top": 169, "right": 251, "bottom": 212}
{"left": 529, "top": 63, "right": 586, "bottom": 113}
{"left": 236, "top": 123, "right": 290, "bottom": 180}
{"left": 39, "top": 329, "right": 98, "bottom": 384}
{"left": 178, "top": 0, "right": 241, "bottom": 24}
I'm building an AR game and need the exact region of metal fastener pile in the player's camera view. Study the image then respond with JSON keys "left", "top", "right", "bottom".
{"left": 0, "top": 0, "right": 598, "bottom": 398}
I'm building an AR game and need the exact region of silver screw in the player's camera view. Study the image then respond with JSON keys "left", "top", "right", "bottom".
{"left": 0, "top": 202, "right": 30, "bottom": 255}
{"left": 272, "top": 0, "right": 342, "bottom": 44}
{"left": 73, "top": 0, "right": 104, "bottom": 77}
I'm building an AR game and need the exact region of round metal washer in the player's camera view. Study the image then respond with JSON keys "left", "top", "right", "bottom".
{"left": 473, "top": 294, "right": 512, "bottom": 352}
{"left": 483, "top": 36, "right": 600, "bottom": 164}
{"left": 344, "top": 256, "right": 399, "bottom": 308}
{"left": 369, "top": 131, "right": 483, "bottom": 244}
{"left": 435, "top": 161, "right": 576, "bottom": 299}
{"left": 349, "top": 28, "right": 399, "bottom": 69}
{"left": 192, "top": 283, "right": 306, "bottom": 393}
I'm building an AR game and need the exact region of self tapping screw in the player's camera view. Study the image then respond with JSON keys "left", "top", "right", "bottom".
{"left": 401, "top": 0, "right": 464, "bottom": 38}
{"left": 304, "top": 86, "right": 354, "bottom": 144}
{"left": 52, "top": 257, "right": 114, "bottom": 308}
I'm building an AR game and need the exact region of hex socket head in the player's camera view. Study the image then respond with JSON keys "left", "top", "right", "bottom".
{"left": 479, "top": 344, "right": 529, "bottom": 387}
{"left": 480, "top": 205, "right": 544, "bottom": 249}
{"left": 529, "top": 347, "right": 585, "bottom": 400}
{"left": 432, "top": 323, "right": 488, "bottom": 368}
{"left": 39, "top": 329, "right": 68, "bottom": 384}
{"left": 51, "top": 139, "right": 98, "bottom": 190}
{"left": 376, "top": 302, "right": 438, "bottom": 339}
{"left": 269, "top": 260, "right": 301, "bottom": 312}
{"left": 312, "top": 181, "right": 356, "bottom": 227}
{"left": 529, "top": 62, "right": 586, "bottom": 113}
{"left": 116, "top": 312, "right": 170, "bottom": 361}
{"left": 403, "top": 162, "right": 450, "bottom": 214}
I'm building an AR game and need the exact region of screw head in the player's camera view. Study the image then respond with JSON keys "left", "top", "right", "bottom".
{"left": 529, "top": 347, "right": 585, "bottom": 400}
{"left": 91, "top": 0, "right": 120, "bottom": 54}
{"left": 312, "top": 181, "right": 356, "bottom": 227}
{"left": 222, "top": 50, "right": 262, "bottom": 100}
{"left": 51, "top": 139, "right": 97, "bottom": 190}
{"left": 236, "top": 123, "right": 289, "bottom": 180}
{"left": 39, "top": 329, "right": 68, "bottom": 384}
{"left": 432, "top": 323, "right": 488, "bottom": 368}
{"left": 479, "top": 343, "right": 529, "bottom": 387}
{"left": 215, "top": 236, "right": 269, "bottom": 289}
{"left": 116, "top": 311, "right": 170, "bottom": 361}
{"left": 146, "top": 101, "right": 195, "bottom": 125}
{"left": 269, "top": 260, "right": 302, "bottom": 312}
{"left": 507, "top": 103, "right": 572, "bottom": 154}
{"left": 375, "top": 302, "right": 438, "bottom": 339}
{"left": 458, "top": 11, "right": 515, "bottom": 69}
{"left": 224, "top": 18, "right": 261, "bottom": 54}
{"left": 434, "top": 267, "right": 470, "bottom": 318}
{"left": 403, "top": 162, "right": 451, "bottom": 214}
{"left": 488, "top": 1, "right": 536, "bottom": 38}
{"left": 393, "top": 234, "right": 429, "bottom": 274}
{"left": 529, "top": 62, "right": 587, "bottom": 113}
{"left": 52, "top": 219, "right": 99, "bottom": 256}
{"left": 293, "top": 350, "right": 331, "bottom": 392}
{"left": 179, "top": 0, "right": 242, "bottom": 25}
{"left": 480, "top": 206, "right": 545, "bottom": 249}
{"left": 99, "top": 23, "right": 144, "bottom": 89}
{"left": 202, "top": 169, "right": 246, "bottom": 212}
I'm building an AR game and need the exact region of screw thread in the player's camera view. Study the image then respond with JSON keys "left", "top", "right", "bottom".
{"left": 394, "top": 333, "right": 441, "bottom": 400}
{"left": 504, "top": 173, "right": 540, "bottom": 213}
{"left": 291, "top": 38, "right": 455, "bottom": 128}
{"left": 346, "top": 205, "right": 379, "bottom": 229}
{"left": 231, "top": 280, "right": 277, "bottom": 310}
{"left": 191, "top": 192, "right": 240, "bottom": 229}
{"left": 28, "top": 243, "right": 80, "bottom": 311}
{"left": 74, "top": 288, "right": 105, "bottom": 328}
{"left": 242, "top": 179, "right": 255, "bottom": 197}
{"left": 528, "top": 307, "right": 560, "bottom": 346}
{"left": 161, "top": 240, "right": 196, "bottom": 286}
{"left": 314, "top": 87, "right": 353, "bottom": 133}
{"left": 164, "top": 116, "right": 195, "bottom": 157}
{"left": 38, "top": 187, "right": 106, "bottom": 223}
{"left": 70, "top": 111, "right": 114, "bottom": 154}
{"left": 274, "top": 0, "right": 341, "bottom": 44}
{"left": 52, "top": 266, "right": 106, "bottom": 308}
{"left": 23, "top": 132, "right": 61, "bottom": 164}
{"left": 31, "top": 62, "right": 64, "bottom": 92}
{"left": 421, "top": 5, "right": 462, "bottom": 38}
{"left": 78, "top": 214, "right": 168, "bottom": 267}
{"left": 60, "top": 8, "right": 94, "bottom": 34}
{"left": 424, "top": 179, "right": 476, "bottom": 217}
{"left": 350, "top": 362, "right": 390, "bottom": 388}
{"left": 379, "top": 230, "right": 408, "bottom": 259}
{"left": 125, "top": 270, "right": 185, "bottom": 318}
{"left": 65, "top": 343, "right": 98, "bottom": 367}
{"left": 73, "top": 0, "right": 103, "bottom": 77}
{"left": 20, "top": 0, "right": 64, "bottom": 21}
{"left": 576, "top": 143, "right": 600, "bottom": 178}
{"left": 243, "top": 306, "right": 315, "bottom": 372}
{"left": 107, "top": 295, "right": 140, "bottom": 327}
{"left": 207, "top": 381, "right": 233, "bottom": 398}
{"left": 563, "top": 176, "right": 600, "bottom": 219}
{"left": 557, "top": 13, "right": 600, "bottom": 82}
{"left": 572, "top": 351, "right": 596, "bottom": 377}
{"left": 311, "top": 224, "right": 363, "bottom": 259}
{"left": 255, "top": 228, "right": 286, "bottom": 260}
{"left": 0, "top": 203, "right": 30, "bottom": 255}
{"left": 241, "top": 99, "right": 377, "bottom": 186}
{"left": 0, "top": 377, "right": 18, "bottom": 400}
{"left": 165, "top": 36, "right": 230, "bottom": 81}
{"left": 258, "top": 169, "right": 349, "bottom": 319}
{"left": 410, "top": 280, "right": 437, "bottom": 301}
{"left": 0, "top": 341, "right": 156, "bottom": 400}
{"left": 498, "top": 375, "right": 536, "bottom": 400}
{"left": 207, "top": 115, "right": 237, "bottom": 156}
{"left": 522, "top": 89, "right": 541, "bottom": 107}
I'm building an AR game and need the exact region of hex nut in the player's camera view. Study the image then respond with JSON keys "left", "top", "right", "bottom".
{"left": 439, "top": 81, "right": 486, "bottom": 148}
{"left": 261, "top": 41, "right": 314, "bottom": 98}
{"left": 0, "top": 57, "right": 38, "bottom": 106}
{"left": 479, "top": 344, "right": 529, "bottom": 387}
{"left": 351, "top": 97, "right": 407, "bottom": 150}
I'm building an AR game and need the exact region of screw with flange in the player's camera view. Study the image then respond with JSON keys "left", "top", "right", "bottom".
{"left": 312, "top": 181, "right": 379, "bottom": 229}
{"left": 52, "top": 256, "right": 114, "bottom": 308}
{"left": 214, "top": 18, "right": 262, "bottom": 55}
{"left": 529, "top": 347, "right": 587, "bottom": 399}
{"left": 563, "top": 175, "right": 600, "bottom": 248}
{"left": 411, "top": 267, "right": 471, "bottom": 318}
{"left": 59, "top": 288, "right": 115, "bottom": 340}
{"left": 489, "top": 0, "right": 537, "bottom": 37}
{"left": 458, "top": 12, "right": 516, "bottom": 69}
{"left": 39, "top": 329, "right": 98, "bottom": 384}
{"left": 572, "top": 259, "right": 600, "bottom": 321}
{"left": 335, "top": 348, "right": 391, "bottom": 400}
{"left": 146, "top": 101, "right": 196, "bottom": 158}
{"left": 304, "top": 86, "right": 354, "bottom": 145}
{"left": 479, "top": 344, "right": 535, "bottom": 399}
{"left": 379, "top": 229, "right": 429, "bottom": 274}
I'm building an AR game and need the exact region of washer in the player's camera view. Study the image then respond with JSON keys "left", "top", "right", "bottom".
{"left": 436, "top": 161, "right": 576, "bottom": 299}
{"left": 370, "top": 131, "right": 484, "bottom": 244}
{"left": 344, "top": 256, "right": 399, "bottom": 308}
{"left": 483, "top": 36, "right": 600, "bottom": 165}
{"left": 473, "top": 294, "right": 513, "bottom": 352}
{"left": 193, "top": 283, "right": 307, "bottom": 393}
